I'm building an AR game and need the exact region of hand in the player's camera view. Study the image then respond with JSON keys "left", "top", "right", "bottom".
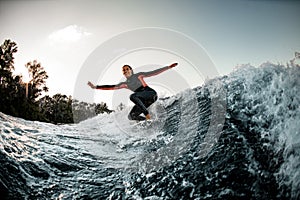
{"left": 87, "top": 81, "right": 96, "bottom": 89}
{"left": 169, "top": 63, "right": 178, "bottom": 68}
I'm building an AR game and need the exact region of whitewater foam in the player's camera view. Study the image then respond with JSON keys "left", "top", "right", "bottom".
{"left": 1, "top": 62, "right": 299, "bottom": 199}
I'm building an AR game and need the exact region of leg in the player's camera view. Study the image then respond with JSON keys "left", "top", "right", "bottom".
{"left": 130, "top": 92, "right": 150, "bottom": 116}
{"left": 129, "top": 89, "right": 158, "bottom": 120}
{"left": 128, "top": 105, "right": 146, "bottom": 121}
{"left": 145, "top": 94, "right": 158, "bottom": 107}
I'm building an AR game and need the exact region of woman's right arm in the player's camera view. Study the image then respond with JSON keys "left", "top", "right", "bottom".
{"left": 87, "top": 81, "right": 97, "bottom": 89}
{"left": 87, "top": 81, "right": 127, "bottom": 90}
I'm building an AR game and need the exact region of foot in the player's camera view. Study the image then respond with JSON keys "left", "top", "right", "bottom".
{"left": 145, "top": 114, "right": 151, "bottom": 120}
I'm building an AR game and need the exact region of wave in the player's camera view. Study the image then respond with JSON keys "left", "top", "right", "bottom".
{"left": 0, "top": 62, "right": 299, "bottom": 199}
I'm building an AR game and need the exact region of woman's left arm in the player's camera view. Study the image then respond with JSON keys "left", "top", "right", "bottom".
{"left": 142, "top": 63, "right": 178, "bottom": 77}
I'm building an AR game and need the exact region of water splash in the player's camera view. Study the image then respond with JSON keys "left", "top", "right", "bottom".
{"left": 1, "top": 62, "right": 299, "bottom": 199}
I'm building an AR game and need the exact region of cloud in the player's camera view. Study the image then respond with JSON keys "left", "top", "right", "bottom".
{"left": 48, "top": 25, "right": 92, "bottom": 43}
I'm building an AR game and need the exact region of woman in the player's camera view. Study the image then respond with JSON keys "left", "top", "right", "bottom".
{"left": 88, "top": 62, "right": 178, "bottom": 121}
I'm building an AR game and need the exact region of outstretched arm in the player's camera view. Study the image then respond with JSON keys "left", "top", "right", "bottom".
{"left": 169, "top": 63, "right": 178, "bottom": 68}
{"left": 88, "top": 81, "right": 97, "bottom": 89}
{"left": 87, "top": 81, "right": 127, "bottom": 90}
{"left": 142, "top": 63, "right": 178, "bottom": 77}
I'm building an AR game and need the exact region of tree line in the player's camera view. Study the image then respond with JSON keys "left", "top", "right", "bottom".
{"left": 0, "top": 39, "right": 115, "bottom": 124}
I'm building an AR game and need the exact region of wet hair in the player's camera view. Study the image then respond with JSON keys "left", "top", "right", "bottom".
{"left": 122, "top": 65, "right": 133, "bottom": 73}
{"left": 123, "top": 65, "right": 132, "bottom": 70}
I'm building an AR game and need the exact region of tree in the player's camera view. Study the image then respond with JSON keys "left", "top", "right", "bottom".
{"left": 0, "top": 39, "right": 17, "bottom": 86}
{"left": 9, "top": 75, "right": 27, "bottom": 117}
{"left": 116, "top": 102, "right": 126, "bottom": 111}
{"left": 0, "top": 39, "right": 113, "bottom": 123}
{"left": 38, "top": 94, "right": 73, "bottom": 124}
{"left": 0, "top": 39, "right": 18, "bottom": 114}
{"left": 38, "top": 95, "right": 53, "bottom": 122}
{"left": 25, "top": 60, "right": 48, "bottom": 101}
{"left": 50, "top": 94, "right": 73, "bottom": 123}
{"left": 95, "top": 102, "right": 113, "bottom": 114}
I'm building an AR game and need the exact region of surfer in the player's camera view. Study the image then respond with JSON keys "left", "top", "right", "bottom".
{"left": 88, "top": 63, "right": 178, "bottom": 121}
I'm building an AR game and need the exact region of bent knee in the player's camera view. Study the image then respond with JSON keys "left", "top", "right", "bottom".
{"left": 153, "top": 94, "right": 158, "bottom": 102}
{"left": 128, "top": 113, "right": 133, "bottom": 120}
{"left": 130, "top": 93, "right": 137, "bottom": 101}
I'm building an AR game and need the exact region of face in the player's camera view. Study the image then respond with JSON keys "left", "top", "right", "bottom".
{"left": 122, "top": 66, "right": 132, "bottom": 78}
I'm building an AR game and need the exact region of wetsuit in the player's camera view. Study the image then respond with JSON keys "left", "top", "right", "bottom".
{"left": 96, "top": 66, "right": 171, "bottom": 120}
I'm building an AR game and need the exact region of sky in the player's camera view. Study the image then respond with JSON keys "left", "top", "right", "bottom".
{"left": 1, "top": 0, "right": 299, "bottom": 108}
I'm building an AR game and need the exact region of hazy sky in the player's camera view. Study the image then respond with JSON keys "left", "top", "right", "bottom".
{"left": 1, "top": 0, "right": 299, "bottom": 107}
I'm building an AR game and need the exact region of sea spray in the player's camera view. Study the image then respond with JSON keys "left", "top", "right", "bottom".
{"left": 1, "top": 62, "right": 299, "bottom": 199}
